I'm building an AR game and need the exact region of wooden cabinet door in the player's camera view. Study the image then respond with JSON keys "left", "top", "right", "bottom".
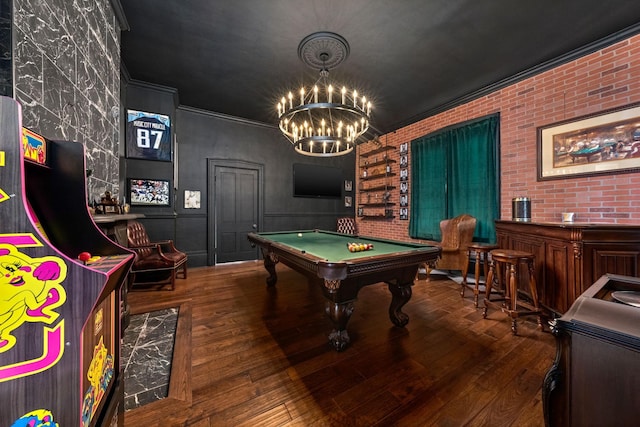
{"left": 583, "top": 242, "right": 640, "bottom": 293}
{"left": 544, "top": 239, "right": 576, "bottom": 314}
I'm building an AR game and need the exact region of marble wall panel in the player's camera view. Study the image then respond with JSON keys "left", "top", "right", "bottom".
{"left": 13, "top": 43, "right": 42, "bottom": 102}
{"left": 16, "top": 92, "right": 59, "bottom": 137}
{"left": 14, "top": 0, "right": 122, "bottom": 199}
{"left": 42, "top": 57, "right": 76, "bottom": 132}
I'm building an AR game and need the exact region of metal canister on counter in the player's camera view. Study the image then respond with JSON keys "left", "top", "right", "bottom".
{"left": 512, "top": 197, "right": 531, "bottom": 221}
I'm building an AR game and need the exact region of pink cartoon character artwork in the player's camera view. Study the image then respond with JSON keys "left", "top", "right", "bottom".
{"left": 0, "top": 244, "right": 67, "bottom": 353}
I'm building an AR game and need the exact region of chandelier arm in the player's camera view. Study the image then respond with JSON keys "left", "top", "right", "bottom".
{"left": 326, "top": 105, "right": 335, "bottom": 140}
{"left": 305, "top": 108, "right": 315, "bottom": 133}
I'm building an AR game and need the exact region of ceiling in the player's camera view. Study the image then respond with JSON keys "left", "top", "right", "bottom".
{"left": 120, "top": 1, "right": 640, "bottom": 136}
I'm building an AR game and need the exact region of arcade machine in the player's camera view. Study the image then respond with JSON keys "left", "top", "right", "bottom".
{"left": 0, "top": 96, "right": 134, "bottom": 426}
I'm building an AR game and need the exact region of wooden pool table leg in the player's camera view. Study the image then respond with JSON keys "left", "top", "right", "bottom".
{"left": 387, "top": 281, "right": 413, "bottom": 327}
{"left": 325, "top": 301, "right": 355, "bottom": 352}
{"left": 261, "top": 249, "right": 278, "bottom": 286}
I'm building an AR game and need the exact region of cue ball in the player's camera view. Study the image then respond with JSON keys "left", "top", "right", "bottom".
{"left": 298, "top": 233, "right": 302, "bottom": 237}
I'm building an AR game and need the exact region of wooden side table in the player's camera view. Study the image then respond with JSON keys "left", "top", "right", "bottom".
{"left": 462, "top": 243, "right": 499, "bottom": 307}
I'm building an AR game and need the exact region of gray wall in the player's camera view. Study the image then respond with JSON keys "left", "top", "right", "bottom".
{"left": 125, "top": 81, "right": 356, "bottom": 267}
{"left": 121, "top": 80, "right": 179, "bottom": 251}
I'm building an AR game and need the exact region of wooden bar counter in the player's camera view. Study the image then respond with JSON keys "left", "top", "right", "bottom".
{"left": 495, "top": 220, "right": 640, "bottom": 316}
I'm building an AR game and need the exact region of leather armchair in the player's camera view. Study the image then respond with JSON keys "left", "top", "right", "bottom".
{"left": 422, "top": 214, "right": 477, "bottom": 279}
{"left": 126, "top": 220, "right": 187, "bottom": 290}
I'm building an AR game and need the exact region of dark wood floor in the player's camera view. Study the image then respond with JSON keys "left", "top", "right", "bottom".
{"left": 125, "top": 261, "right": 555, "bottom": 426}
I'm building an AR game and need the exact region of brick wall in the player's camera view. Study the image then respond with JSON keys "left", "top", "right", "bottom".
{"left": 357, "top": 34, "right": 640, "bottom": 242}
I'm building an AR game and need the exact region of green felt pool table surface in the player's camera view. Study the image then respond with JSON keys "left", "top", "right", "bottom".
{"left": 253, "top": 229, "right": 432, "bottom": 262}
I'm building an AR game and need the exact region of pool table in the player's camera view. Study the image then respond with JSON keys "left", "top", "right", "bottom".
{"left": 247, "top": 229, "right": 441, "bottom": 351}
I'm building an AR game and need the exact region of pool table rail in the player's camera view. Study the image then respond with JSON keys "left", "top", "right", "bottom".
{"left": 248, "top": 230, "right": 440, "bottom": 284}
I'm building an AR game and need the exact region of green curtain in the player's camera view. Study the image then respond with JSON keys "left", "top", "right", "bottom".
{"left": 409, "top": 114, "right": 499, "bottom": 242}
{"left": 409, "top": 133, "right": 447, "bottom": 240}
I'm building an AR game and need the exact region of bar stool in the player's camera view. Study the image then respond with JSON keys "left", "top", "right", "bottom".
{"left": 482, "top": 249, "right": 542, "bottom": 335}
{"left": 461, "top": 242, "right": 500, "bottom": 307}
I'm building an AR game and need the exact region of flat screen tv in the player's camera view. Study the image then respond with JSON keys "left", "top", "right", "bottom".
{"left": 293, "top": 163, "right": 343, "bottom": 199}
{"left": 129, "top": 178, "right": 171, "bottom": 206}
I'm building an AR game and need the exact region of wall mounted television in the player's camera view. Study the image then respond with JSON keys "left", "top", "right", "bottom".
{"left": 293, "top": 163, "right": 343, "bottom": 199}
{"left": 128, "top": 178, "right": 171, "bottom": 206}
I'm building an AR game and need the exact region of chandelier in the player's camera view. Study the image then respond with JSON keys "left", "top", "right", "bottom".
{"left": 277, "top": 32, "right": 372, "bottom": 157}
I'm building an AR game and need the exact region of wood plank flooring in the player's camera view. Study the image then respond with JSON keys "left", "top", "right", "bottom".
{"left": 125, "top": 261, "right": 555, "bottom": 426}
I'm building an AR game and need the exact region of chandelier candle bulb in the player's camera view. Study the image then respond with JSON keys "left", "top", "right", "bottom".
{"left": 328, "top": 85, "right": 333, "bottom": 102}
{"left": 314, "top": 85, "right": 318, "bottom": 103}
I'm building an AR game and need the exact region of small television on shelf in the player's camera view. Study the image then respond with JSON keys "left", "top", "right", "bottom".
{"left": 129, "top": 178, "right": 171, "bottom": 206}
{"left": 293, "top": 163, "right": 343, "bottom": 199}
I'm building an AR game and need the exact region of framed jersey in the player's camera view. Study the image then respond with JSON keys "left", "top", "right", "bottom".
{"left": 126, "top": 109, "right": 172, "bottom": 161}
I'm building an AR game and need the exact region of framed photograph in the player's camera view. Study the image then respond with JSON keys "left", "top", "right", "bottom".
{"left": 184, "top": 190, "right": 201, "bottom": 209}
{"left": 344, "top": 196, "right": 352, "bottom": 207}
{"left": 400, "top": 168, "right": 408, "bottom": 181}
{"left": 357, "top": 206, "right": 364, "bottom": 217}
{"left": 344, "top": 180, "right": 353, "bottom": 192}
{"left": 400, "top": 154, "right": 408, "bottom": 168}
{"left": 400, "top": 181, "right": 408, "bottom": 194}
{"left": 400, "top": 142, "right": 408, "bottom": 154}
{"left": 400, "top": 194, "right": 408, "bottom": 207}
{"left": 400, "top": 207, "right": 408, "bottom": 220}
{"left": 538, "top": 102, "right": 640, "bottom": 180}
{"left": 129, "top": 178, "right": 171, "bottom": 206}
{"left": 101, "top": 205, "right": 120, "bottom": 214}
{"left": 126, "top": 109, "right": 172, "bottom": 161}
